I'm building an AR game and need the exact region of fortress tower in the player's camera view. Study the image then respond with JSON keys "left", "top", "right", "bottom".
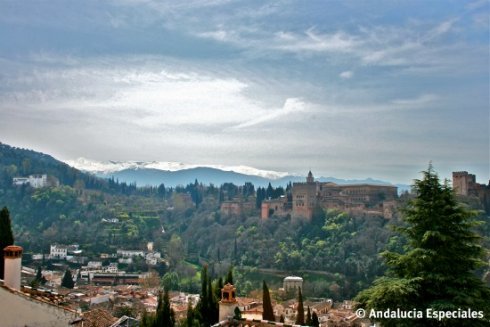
{"left": 292, "top": 171, "right": 318, "bottom": 220}
{"left": 452, "top": 171, "right": 476, "bottom": 196}
{"left": 218, "top": 283, "right": 238, "bottom": 321}
{"left": 3, "top": 245, "right": 23, "bottom": 290}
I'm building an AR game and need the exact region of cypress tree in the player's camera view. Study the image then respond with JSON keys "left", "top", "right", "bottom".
{"left": 154, "top": 289, "right": 175, "bottom": 327}
{"left": 155, "top": 291, "right": 164, "bottom": 327}
{"left": 198, "top": 265, "right": 208, "bottom": 325}
{"left": 311, "top": 312, "right": 319, "bottom": 327}
{"left": 295, "top": 287, "right": 304, "bottom": 325}
{"left": 36, "top": 266, "right": 43, "bottom": 281}
{"left": 207, "top": 277, "right": 219, "bottom": 324}
{"left": 215, "top": 277, "right": 224, "bottom": 301}
{"left": 140, "top": 310, "right": 153, "bottom": 327}
{"left": 306, "top": 306, "right": 312, "bottom": 325}
{"left": 262, "top": 281, "right": 275, "bottom": 321}
{"left": 233, "top": 238, "right": 238, "bottom": 264}
{"left": 186, "top": 301, "right": 197, "bottom": 327}
{"left": 234, "top": 307, "right": 242, "bottom": 319}
{"left": 225, "top": 266, "right": 233, "bottom": 285}
{"left": 161, "top": 288, "right": 174, "bottom": 327}
{"left": 356, "top": 166, "right": 490, "bottom": 327}
{"left": 0, "top": 206, "right": 14, "bottom": 280}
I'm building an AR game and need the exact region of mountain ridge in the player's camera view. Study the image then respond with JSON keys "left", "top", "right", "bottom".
{"left": 82, "top": 164, "right": 410, "bottom": 192}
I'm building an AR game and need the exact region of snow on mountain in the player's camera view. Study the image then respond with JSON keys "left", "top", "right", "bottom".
{"left": 64, "top": 157, "right": 289, "bottom": 180}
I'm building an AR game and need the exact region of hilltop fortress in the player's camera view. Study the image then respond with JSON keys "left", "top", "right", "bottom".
{"left": 453, "top": 171, "right": 490, "bottom": 213}
{"left": 262, "top": 171, "right": 398, "bottom": 220}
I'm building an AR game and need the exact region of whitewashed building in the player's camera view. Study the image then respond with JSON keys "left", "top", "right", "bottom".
{"left": 13, "top": 174, "right": 49, "bottom": 188}
{"left": 117, "top": 250, "right": 145, "bottom": 258}
{"left": 283, "top": 276, "right": 303, "bottom": 291}
{"left": 50, "top": 245, "right": 68, "bottom": 260}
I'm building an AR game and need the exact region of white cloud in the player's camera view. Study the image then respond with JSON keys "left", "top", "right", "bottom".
{"left": 230, "top": 97, "right": 308, "bottom": 129}
{"left": 272, "top": 28, "right": 359, "bottom": 53}
{"left": 0, "top": 58, "right": 312, "bottom": 133}
{"left": 391, "top": 94, "right": 439, "bottom": 106}
{"left": 339, "top": 71, "right": 353, "bottom": 79}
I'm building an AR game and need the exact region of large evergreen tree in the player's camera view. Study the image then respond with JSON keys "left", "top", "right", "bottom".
{"left": 185, "top": 301, "right": 199, "bottom": 327}
{"left": 356, "top": 166, "right": 490, "bottom": 327}
{"left": 0, "top": 206, "right": 14, "bottom": 280}
{"left": 295, "top": 287, "right": 305, "bottom": 325}
{"left": 61, "top": 269, "right": 75, "bottom": 289}
{"left": 196, "top": 265, "right": 219, "bottom": 326}
{"left": 262, "top": 281, "right": 275, "bottom": 321}
{"left": 155, "top": 289, "right": 175, "bottom": 327}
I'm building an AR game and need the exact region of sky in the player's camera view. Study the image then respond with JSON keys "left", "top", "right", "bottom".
{"left": 0, "top": 0, "right": 488, "bottom": 184}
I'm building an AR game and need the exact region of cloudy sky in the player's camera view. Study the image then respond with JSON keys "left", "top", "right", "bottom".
{"left": 0, "top": 0, "right": 488, "bottom": 184}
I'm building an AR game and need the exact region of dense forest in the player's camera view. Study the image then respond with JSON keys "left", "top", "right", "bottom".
{"left": 1, "top": 142, "right": 488, "bottom": 301}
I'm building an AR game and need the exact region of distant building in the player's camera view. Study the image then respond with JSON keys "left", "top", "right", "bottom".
{"left": 219, "top": 283, "right": 238, "bottom": 321}
{"left": 453, "top": 171, "right": 490, "bottom": 213}
{"left": 106, "top": 262, "right": 118, "bottom": 273}
{"left": 91, "top": 273, "right": 141, "bottom": 286}
{"left": 12, "top": 174, "right": 58, "bottom": 188}
{"left": 87, "top": 261, "right": 103, "bottom": 269}
{"left": 292, "top": 171, "right": 398, "bottom": 220}
{"left": 220, "top": 198, "right": 255, "bottom": 217}
{"left": 145, "top": 252, "right": 161, "bottom": 266}
{"left": 50, "top": 244, "right": 68, "bottom": 260}
{"left": 261, "top": 196, "right": 290, "bottom": 219}
{"left": 117, "top": 250, "right": 145, "bottom": 258}
{"left": 283, "top": 276, "right": 303, "bottom": 292}
{"left": 50, "top": 244, "right": 81, "bottom": 260}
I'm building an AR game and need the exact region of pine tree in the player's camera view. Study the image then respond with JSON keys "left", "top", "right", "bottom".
{"left": 262, "top": 281, "right": 275, "bottom": 321}
{"left": 61, "top": 269, "right": 75, "bottom": 288}
{"left": 0, "top": 206, "right": 14, "bottom": 280}
{"left": 356, "top": 166, "right": 490, "bottom": 327}
{"left": 295, "top": 287, "right": 305, "bottom": 325}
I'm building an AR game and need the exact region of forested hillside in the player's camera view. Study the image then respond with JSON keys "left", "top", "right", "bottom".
{"left": 0, "top": 143, "right": 488, "bottom": 300}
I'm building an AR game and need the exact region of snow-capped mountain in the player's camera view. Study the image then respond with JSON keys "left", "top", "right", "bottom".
{"left": 65, "top": 157, "right": 289, "bottom": 180}
{"left": 64, "top": 157, "right": 409, "bottom": 192}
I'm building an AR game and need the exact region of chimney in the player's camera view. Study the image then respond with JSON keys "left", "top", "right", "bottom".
{"left": 3, "top": 245, "right": 23, "bottom": 290}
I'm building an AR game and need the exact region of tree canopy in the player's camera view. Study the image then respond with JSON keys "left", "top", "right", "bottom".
{"left": 61, "top": 269, "right": 74, "bottom": 289}
{"left": 356, "top": 166, "right": 490, "bottom": 327}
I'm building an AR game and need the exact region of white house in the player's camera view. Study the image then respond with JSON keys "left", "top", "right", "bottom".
{"left": 105, "top": 263, "right": 118, "bottom": 273}
{"left": 13, "top": 174, "right": 49, "bottom": 188}
{"left": 50, "top": 245, "right": 67, "bottom": 260}
{"left": 87, "top": 261, "right": 103, "bottom": 269}
{"left": 117, "top": 250, "right": 145, "bottom": 258}
{"left": 145, "top": 252, "right": 161, "bottom": 266}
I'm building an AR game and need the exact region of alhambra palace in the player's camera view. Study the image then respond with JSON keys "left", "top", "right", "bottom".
{"left": 221, "top": 171, "right": 490, "bottom": 220}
